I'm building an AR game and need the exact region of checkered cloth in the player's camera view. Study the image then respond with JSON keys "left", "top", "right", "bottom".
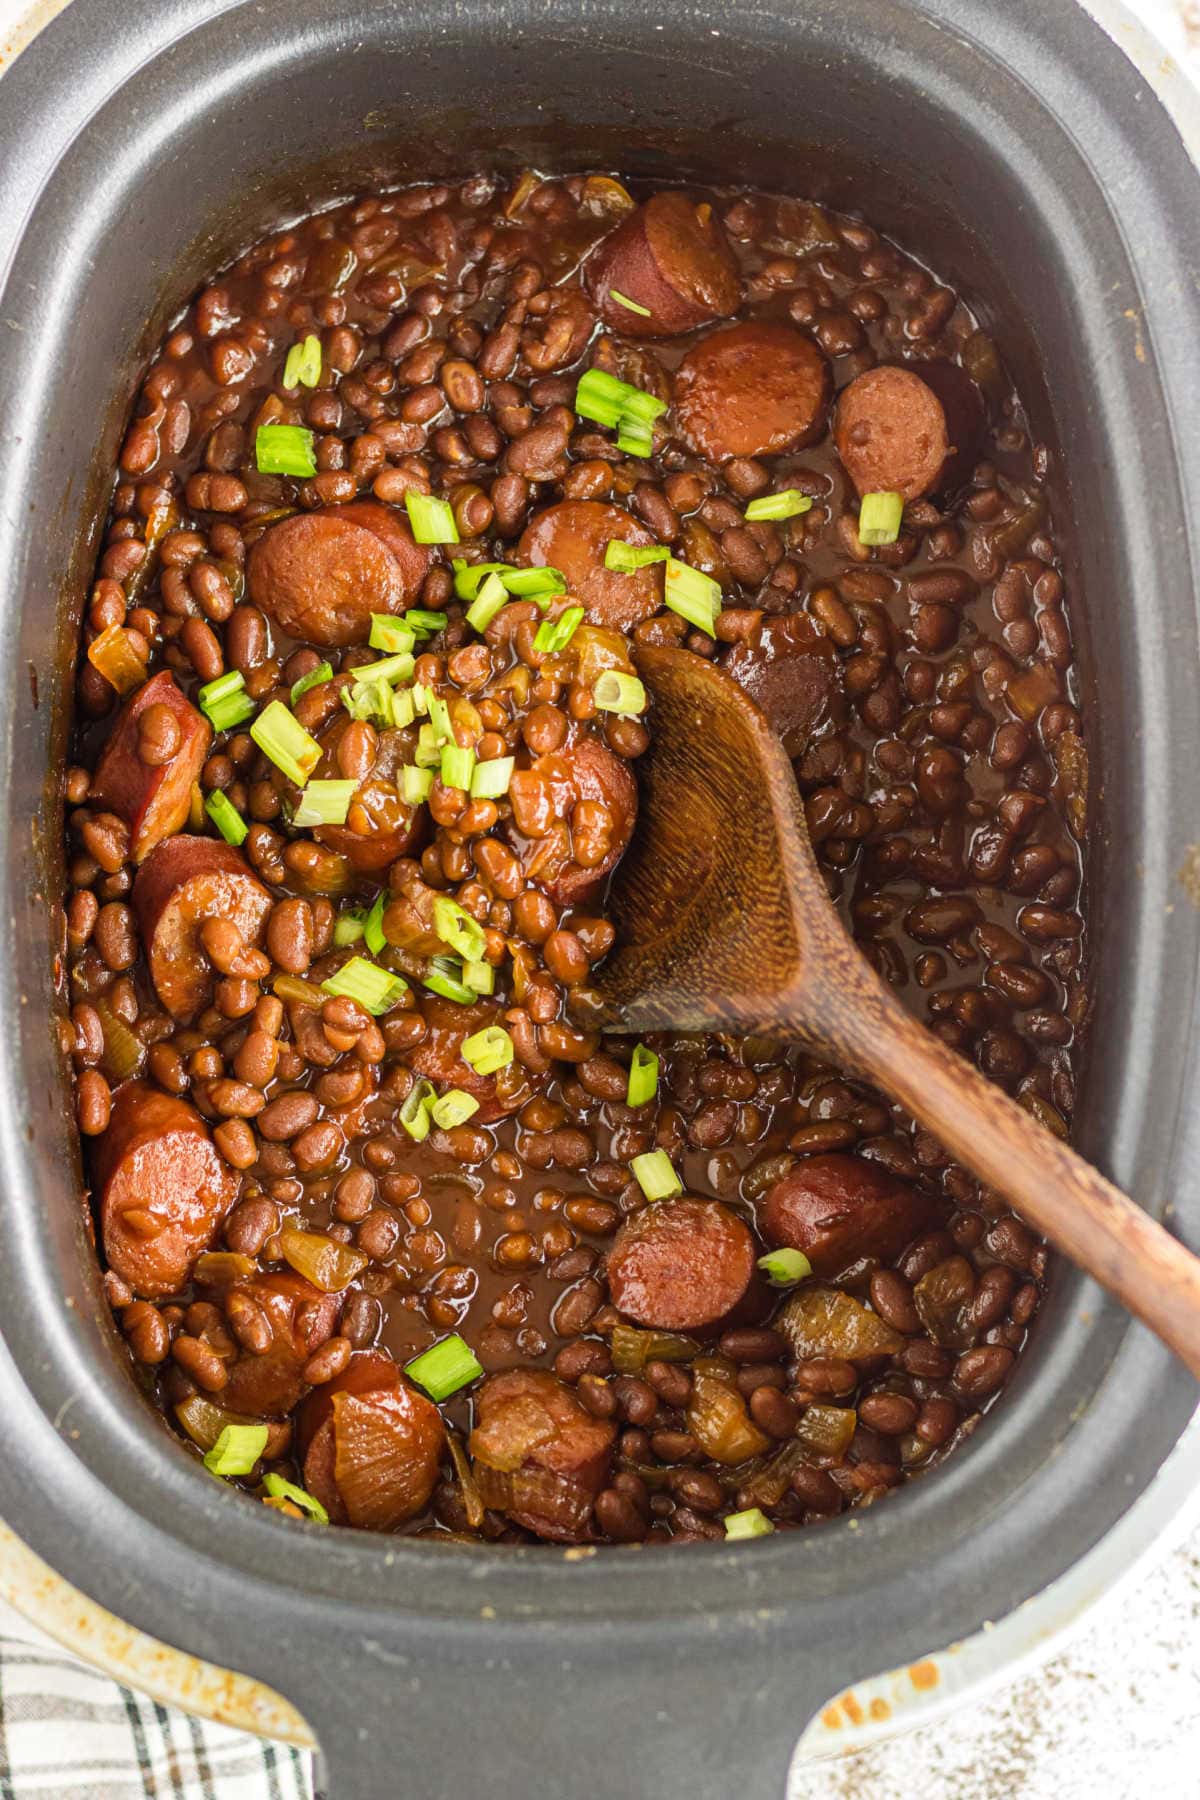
{"left": 0, "top": 1601, "right": 313, "bottom": 1800}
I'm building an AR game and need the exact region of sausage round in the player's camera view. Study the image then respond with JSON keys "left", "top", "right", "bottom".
{"left": 133, "top": 835, "right": 273, "bottom": 1019}
{"left": 247, "top": 500, "right": 431, "bottom": 646}
{"left": 469, "top": 1368, "right": 616, "bottom": 1541}
{"left": 218, "top": 1271, "right": 343, "bottom": 1417}
{"left": 760, "top": 1154, "right": 937, "bottom": 1279}
{"left": 833, "top": 361, "right": 984, "bottom": 500}
{"left": 508, "top": 738, "right": 638, "bottom": 907}
{"left": 674, "top": 321, "right": 832, "bottom": 463}
{"left": 407, "top": 996, "right": 540, "bottom": 1123}
{"left": 94, "top": 1082, "right": 236, "bottom": 1299}
{"left": 724, "top": 614, "right": 844, "bottom": 756}
{"left": 606, "top": 1196, "right": 759, "bottom": 1332}
{"left": 88, "top": 671, "right": 211, "bottom": 863}
{"left": 298, "top": 1350, "right": 445, "bottom": 1529}
{"left": 516, "top": 501, "right": 663, "bottom": 632}
{"left": 289, "top": 715, "right": 427, "bottom": 874}
{"left": 586, "top": 190, "right": 743, "bottom": 339}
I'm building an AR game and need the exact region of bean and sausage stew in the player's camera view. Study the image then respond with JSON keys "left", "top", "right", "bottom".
{"left": 65, "top": 172, "right": 1087, "bottom": 1545}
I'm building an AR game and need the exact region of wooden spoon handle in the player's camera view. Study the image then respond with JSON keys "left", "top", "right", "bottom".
{"left": 811, "top": 960, "right": 1200, "bottom": 1380}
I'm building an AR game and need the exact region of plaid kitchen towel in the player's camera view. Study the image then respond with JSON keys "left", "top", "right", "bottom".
{"left": 0, "top": 1600, "right": 314, "bottom": 1800}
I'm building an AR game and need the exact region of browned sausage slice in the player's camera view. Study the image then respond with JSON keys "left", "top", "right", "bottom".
{"left": 724, "top": 614, "right": 844, "bottom": 756}
{"left": 298, "top": 1350, "right": 445, "bottom": 1529}
{"left": 133, "top": 835, "right": 273, "bottom": 1019}
{"left": 508, "top": 739, "right": 637, "bottom": 907}
{"left": 407, "top": 996, "right": 538, "bottom": 1123}
{"left": 675, "top": 322, "right": 832, "bottom": 462}
{"left": 586, "top": 191, "right": 743, "bottom": 339}
{"left": 88, "top": 671, "right": 211, "bottom": 862}
{"left": 760, "top": 1154, "right": 937, "bottom": 1279}
{"left": 247, "top": 500, "right": 431, "bottom": 646}
{"left": 516, "top": 501, "right": 663, "bottom": 631}
{"left": 833, "top": 362, "right": 984, "bottom": 500}
{"left": 217, "top": 1271, "right": 342, "bottom": 1417}
{"left": 469, "top": 1368, "right": 615, "bottom": 1541}
{"left": 606, "top": 1197, "right": 759, "bottom": 1332}
{"left": 94, "top": 1082, "right": 236, "bottom": 1299}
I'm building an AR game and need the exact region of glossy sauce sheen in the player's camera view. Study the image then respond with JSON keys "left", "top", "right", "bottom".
{"left": 65, "top": 173, "right": 1087, "bottom": 1545}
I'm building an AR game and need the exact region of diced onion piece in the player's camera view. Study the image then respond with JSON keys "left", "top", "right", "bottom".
{"left": 277, "top": 1227, "right": 368, "bottom": 1293}
{"left": 175, "top": 1394, "right": 259, "bottom": 1454}
{"left": 87, "top": 624, "right": 148, "bottom": 696}
{"left": 630, "top": 1149, "right": 681, "bottom": 1201}
{"left": 686, "top": 1370, "right": 771, "bottom": 1464}
{"left": 473, "top": 1463, "right": 593, "bottom": 1534}
{"left": 858, "top": 490, "right": 904, "bottom": 546}
{"left": 404, "top": 491, "right": 459, "bottom": 545}
{"left": 796, "top": 1403, "right": 858, "bottom": 1462}
{"left": 404, "top": 1333, "right": 483, "bottom": 1401}
{"left": 610, "top": 1323, "right": 700, "bottom": 1374}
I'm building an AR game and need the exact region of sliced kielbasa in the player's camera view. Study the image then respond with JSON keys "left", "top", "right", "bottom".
{"left": 88, "top": 671, "right": 211, "bottom": 863}
{"left": 247, "top": 500, "right": 431, "bottom": 646}
{"left": 674, "top": 321, "right": 832, "bottom": 463}
{"left": 508, "top": 737, "right": 637, "bottom": 907}
{"left": 93, "top": 1082, "right": 236, "bottom": 1299}
{"left": 297, "top": 1350, "right": 445, "bottom": 1529}
{"left": 516, "top": 500, "right": 663, "bottom": 631}
{"left": 724, "top": 614, "right": 844, "bottom": 756}
{"left": 834, "top": 361, "right": 984, "bottom": 500}
{"left": 407, "top": 996, "right": 539, "bottom": 1123}
{"left": 133, "top": 835, "right": 272, "bottom": 1019}
{"left": 217, "top": 1270, "right": 342, "bottom": 1417}
{"left": 760, "top": 1153, "right": 938, "bottom": 1279}
{"left": 469, "top": 1368, "right": 616, "bottom": 1541}
{"left": 606, "top": 1197, "right": 759, "bottom": 1332}
{"left": 586, "top": 190, "right": 743, "bottom": 339}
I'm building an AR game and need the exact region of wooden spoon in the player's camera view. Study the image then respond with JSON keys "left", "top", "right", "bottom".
{"left": 594, "top": 643, "right": 1200, "bottom": 1379}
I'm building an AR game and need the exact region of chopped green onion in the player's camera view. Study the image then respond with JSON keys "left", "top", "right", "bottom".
{"left": 255, "top": 424, "right": 317, "bottom": 478}
{"left": 593, "top": 670, "right": 647, "bottom": 716}
{"left": 463, "top": 959, "right": 495, "bottom": 996}
{"left": 423, "top": 957, "right": 475, "bottom": 1004}
{"left": 203, "top": 1423, "right": 268, "bottom": 1477}
{"left": 415, "top": 722, "right": 442, "bottom": 768}
{"left": 609, "top": 287, "right": 652, "bottom": 317}
{"left": 404, "top": 491, "right": 459, "bottom": 545}
{"left": 369, "top": 614, "right": 416, "bottom": 655}
{"left": 630, "top": 1150, "right": 682, "bottom": 1201}
{"left": 429, "top": 1088, "right": 480, "bottom": 1130}
{"left": 410, "top": 682, "right": 431, "bottom": 716}
{"left": 250, "top": 700, "right": 322, "bottom": 787}
{"left": 616, "top": 418, "right": 654, "bottom": 457}
{"left": 433, "top": 895, "right": 487, "bottom": 962}
{"left": 364, "top": 891, "right": 388, "bottom": 956}
{"left": 502, "top": 567, "right": 566, "bottom": 602}
{"left": 400, "top": 1078, "right": 436, "bottom": 1142}
{"left": 440, "top": 742, "right": 477, "bottom": 791}
{"left": 858, "top": 491, "right": 904, "bottom": 546}
{"left": 724, "top": 1507, "right": 775, "bottom": 1540}
{"left": 604, "top": 541, "right": 671, "bottom": 572}
{"left": 465, "top": 571, "right": 509, "bottom": 634}
{"left": 757, "top": 1248, "right": 813, "bottom": 1288}
{"left": 575, "top": 368, "right": 668, "bottom": 429}
{"left": 321, "top": 956, "right": 407, "bottom": 1015}
{"left": 341, "top": 678, "right": 393, "bottom": 726}
{"left": 333, "top": 909, "right": 367, "bottom": 948}
{"left": 401, "top": 764, "right": 434, "bottom": 805}
{"left": 356, "top": 651, "right": 414, "bottom": 687}
{"left": 664, "top": 557, "right": 722, "bottom": 637}
{"left": 744, "top": 489, "right": 814, "bottom": 523}
{"left": 533, "top": 606, "right": 584, "bottom": 656}
{"left": 198, "top": 670, "right": 255, "bottom": 732}
{"left": 390, "top": 686, "right": 416, "bottom": 730}
{"left": 404, "top": 1334, "right": 483, "bottom": 1401}
{"left": 262, "top": 1472, "right": 329, "bottom": 1524}
{"left": 405, "top": 609, "right": 449, "bottom": 636}
{"left": 470, "top": 755, "right": 515, "bottom": 800}
{"left": 461, "top": 1025, "right": 514, "bottom": 1076}
{"left": 453, "top": 560, "right": 513, "bottom": 600}
{"left": 291, "top": 778, "right": 358, "bottom": 828}
{"left": 626, "top": 1044, "right": 659, "bottom": 1108}
{"left": 290, "top": 661, "right": 334, "bottom": 705}
{"left": 426, "top": 693, "right": 453, "bottom": 742}
{"left": 205, "top": 789, "right": 248, "bottom": 847}
{"left": 282, "top": 333, "right": 323, "bottom": 390}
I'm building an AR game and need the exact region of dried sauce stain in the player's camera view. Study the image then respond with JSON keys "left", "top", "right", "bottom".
{"left": 1177, "top": 844, "right": 1200, "bottom": 910}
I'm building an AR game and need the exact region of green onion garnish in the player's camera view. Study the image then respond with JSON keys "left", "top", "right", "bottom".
{"left": 203, "top": 1423, "right": 269, "bottom": 1477}
{"left": 433, "top": 896, "right": 487, "bottom": 962}
{"left": 616, "top": 419, "right": 654, "bottom": 458}
{"left": 355, "top": 651, "right": 414, "bottom": 687}
{"left": 858, "top": 491, "right": 904, "bottom": 546}
{"left": 724, "top": 1507, "right": 775, "bottom": 1540}
{"left": 502, "top": 567, "right": 566, "bottom": 602}
{"left": 575, "top": 368, "right": 668, "bottom": 430}
{"left": 198, "top": 670, "right": 256, "bottom": 732}
{"left": 470, "top": 755, "right": 514, "bottom": 800}
{"left": 333, "top": 909, "right": 367, "bottom": 948}
{"left": 410, "top": 683, "right": 431, "bottom": 716}
{"left": 439, "top": 742, "right": 477, "bottom": 792}
{"left": 423, "top": 957, "right": 475, "bottom": 1004}
{"left": 390, "top": 686, "right": 416, "bottom": 730}
{"left": 757, "top": 1248, "right": 813, "bottom": 1288}
{"left": 402, "top": 765, "right": 434, "bottom": 805}
{"left": 255, "top": 424, "right": 317, "bottom": 478}
{"left": 282, "top": 334, "right": 323, "bottom": 390}
{"left": 405, "top": 491, "right": 459, "bottom": 544}
{"left": 463, "top": 959, "right": 495, "bottom": 996}
{"left": 290, "top": 661, "right": 334, "bottom": 705}
{"left": 369, "top": 614, "right": 417, "bottom": 655}
{"left": 321, "top": 956, "right": 407, "bottom": 1015}
{"left": 429, "top": 1088, "right": 480, "bottom": 1130}
{"left": 664, "top": 557, "right": 722, "bottom": 637}
{"left": 251, "top": 700, "right": 322, "bottom": 787}
{"left": 363, "top": 891, "right": 387, "bottom": 956}
{"left": 415, "top": 723, "right": 441, "bottom": 769}
{"left": 405, "top": 609, "right": 449, "bottom": 636}
{"left": 291, "top": 778, "right": 358, "bottom": 828}
{"left": 262, "top": 1472, "right": 329, "bottom": 1523}
{"left": 400, "top": 1078, "right": 436, "bottom": 1142}
{"left": 609, "top": 288, "right": 652, "bottom": 318}
{"left": 205, "top": 789, "right": 248, "bottom": 847}
{"left": 404, "top": 1333, "right": 483, "bottom": 1401}
{"left": 630, "top": 1150, "right": 682, "bottom": 1201}
{"left": 593, "top": 670, "right": 647, "bottom": 716}
{"left": 533, "top": 606, "right": 584, "bottom": 656}
{"left": 465, "top": 571, "right": 509, "bottom": 634}
{"left": 604, "top": 541, "right": 671, "bottom": 572}
{"left": 453, "top": 560, "right": 512, "bottom": 600}
{"left": 426, "top": 693, "right": 453, "bottom": 742}
{"left": 341, "top": 678, "right": 393, "bottom": 727}
{"left": 461, "top": 1025, "right": 514, "bottom": 1076}
{"left": 744, "top": 489, "right": 814, "bottom": 523}
{"left": 626, "top": 1044, "right": 659, "bottom": 1108}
